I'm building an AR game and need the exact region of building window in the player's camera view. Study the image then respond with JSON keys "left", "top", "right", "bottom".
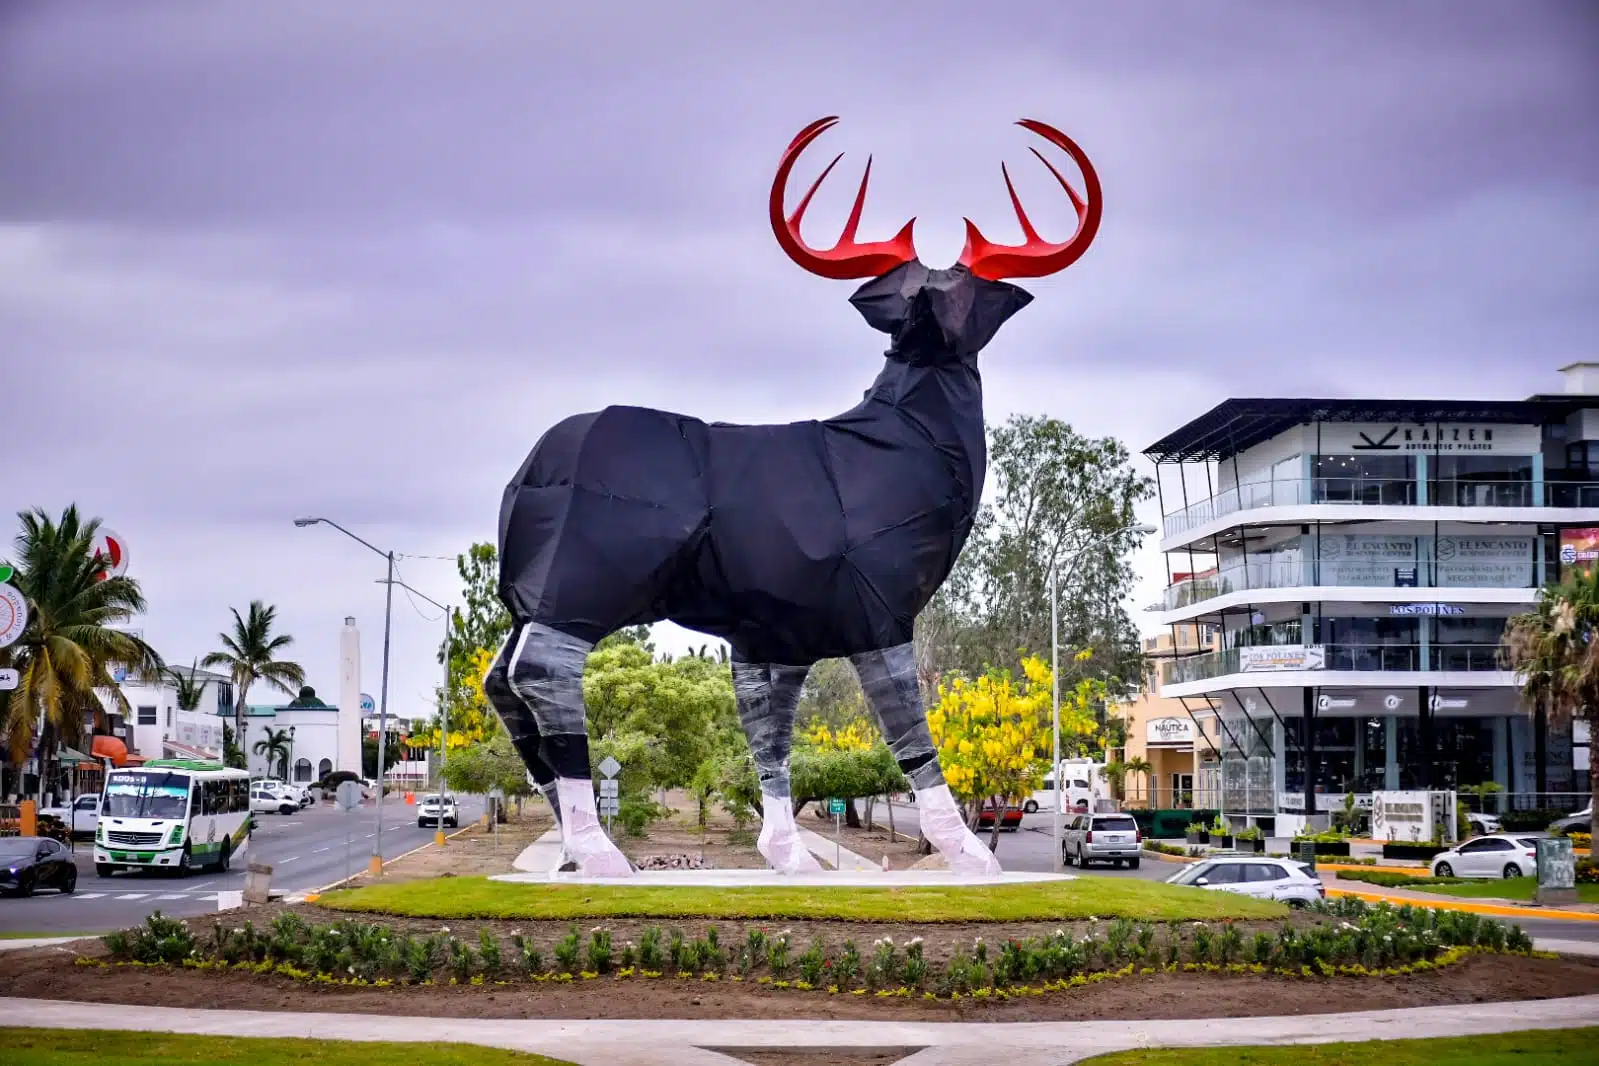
{"left": 318, "top": 758, "right": 333, "bottom": 779}
{"left": 1313, "top": 454, "right": 1416, "bottom": 505}
{"left": 1431, "top": 455, "right": 1533, "bottom": 507}
{"left": 294, "top": 758, "right": 313, "bottom": 783}
{"left": 166, "top": 707, "right": 173, "bottom": 728}
{"left": 137, "top": 705, "right": 157, "bottom": 726}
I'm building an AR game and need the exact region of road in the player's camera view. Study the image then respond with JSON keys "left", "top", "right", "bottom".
{"left": 0, "top": 794, "right": 482, "bottom": 935}
{"left": 882, "top": 800, "right": 1599, "bottom": 944}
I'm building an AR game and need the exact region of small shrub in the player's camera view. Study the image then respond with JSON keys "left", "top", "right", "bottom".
{"left": 510, "top": 933, "right": 542, "bottom": 977}
{"left": 797, "top": 940, "right": 827, "bottom": 986}
{"left": 477, "top": 929, "right": 502, "bottom": 975}
{"left": 447, "top": 937, "right": 475, "bottom": 982}
{"left": 554, "top": 927, "right": 582, "bottom": 974}
{"left": 666, "top": 931, "right": 688, "bottom": 972}
{"left": 902, "top": 937, "right": 928, "bottom": 988}
{"left": 638, "top": 927, "right": 664, "bottom": 971}
{"left": 586, "top": 928, "right": 613, "bottom": 974}
{"left": 768, "top": 930, "right": 793, "bottom": 977}
{"left": 867, "top": 937, "right": 900, "bottom": 989}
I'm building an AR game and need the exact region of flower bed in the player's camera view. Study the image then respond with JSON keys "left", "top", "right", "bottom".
{"left": 94, "top": 899, "right": 1537, "bottom": 1000}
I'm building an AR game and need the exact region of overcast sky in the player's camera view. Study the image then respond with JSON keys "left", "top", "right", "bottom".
{"left": 3, "top": 2, "right": 1595, "bottom": 721}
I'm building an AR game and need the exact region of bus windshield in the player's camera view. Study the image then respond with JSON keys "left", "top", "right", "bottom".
{"left": 103, "top": 771, "right": 192, "bottom": 820}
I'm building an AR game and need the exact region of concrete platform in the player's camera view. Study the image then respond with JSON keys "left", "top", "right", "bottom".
{"left": 490, "top": 868, "right": 1075, "bottom": 887}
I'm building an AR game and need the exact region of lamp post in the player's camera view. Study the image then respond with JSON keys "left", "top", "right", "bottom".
{"left": 287, "top": 725, "right": 296, "bottom": 783}
{"left": 294, "top": 517, "right": 397, "bottom": 877}
{"left": 1051, "top": 522, "right": 1158, "bottom": 874}
{"left": 372, "top": 576, "right": 451, "bottom": 847}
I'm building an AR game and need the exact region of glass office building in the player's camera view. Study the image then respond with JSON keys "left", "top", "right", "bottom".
{"left": 1144, "top": 363, "right": 1599, "bottom": 831}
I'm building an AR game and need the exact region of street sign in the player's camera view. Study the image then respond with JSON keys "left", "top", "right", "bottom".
{"left": 598, "top": 778, "right": 619, "bottom": 796}
{"left": 91, "top": 528, "right": 130, "bottom": 581}
{"left": 0, "top": 583, "right": 27, "bottom": 650}
{"left": 0, "top": 669, "right": 17, "bottom": 692}
{"left": 0, "top": 566, "right": 12, "bottom": 583}
{"left": 828, "top": 798, "right": 845, "bottom": 816}
{"left": 335, "top": 780, "right": 363, "bottom": 811}
{"left": 598, "top": 756, "right": 622, "bottom": 779}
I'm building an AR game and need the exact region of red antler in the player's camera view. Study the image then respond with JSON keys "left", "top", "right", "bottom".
{"left": 957, "top": 119, "right": 1102, "bottom": 281}
{"left": 770, "top": 116, "right": 918, "bottom": 280}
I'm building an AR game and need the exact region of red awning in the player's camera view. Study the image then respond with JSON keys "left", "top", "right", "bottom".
{"left": 91, "top": 735, "right": 132, "bottom": 768}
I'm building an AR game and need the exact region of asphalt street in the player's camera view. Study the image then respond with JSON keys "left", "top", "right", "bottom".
{"left": 0, "top": 794, "right": 483, "bottom": 935}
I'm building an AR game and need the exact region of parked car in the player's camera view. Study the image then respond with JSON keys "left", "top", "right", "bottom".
{"left": 249, "top": 783, "right": 299, "bottom": 816}
{"left": 1550, "top": 807, "right": 1590, "bottom": 836}
{"left": 1166, "top": 856, "right": 1323, "bottom": 907}
{"left": 1430, "top": 833, "right": 1542, "bottom": 879}
{"left": 1465, "top": 811, "right": 1502, "bottom": 836}
{"left": 417, "top": 794, "right": 460, "bottom": 828}
{"left": 1062, "top": 812, "right": 1142, "bottom": 869}
{"left": 0, "top": 835, "right": 77, "bottom": 897}
{"left": 975, "top": 801, "right": 1023, "bottom": 831}
{"left": 39, "top": 794, "right": 100, "bottom": 839}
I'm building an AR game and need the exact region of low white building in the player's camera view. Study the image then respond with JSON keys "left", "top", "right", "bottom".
{"left": 100, "top": 666, "right": 235, "bottom": 763}
{"left": 232, "top": 687, "right": 343, "bottom": 784}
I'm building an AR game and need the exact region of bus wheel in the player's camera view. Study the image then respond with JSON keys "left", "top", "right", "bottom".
{"left": 177, "top": 844, "right": 194, "bottom": 876}
{"left": 217, "top": 840, "right": 232, "bottom": 873}
{"left": 96, "top": 863, "right": 115, "bottom": 878}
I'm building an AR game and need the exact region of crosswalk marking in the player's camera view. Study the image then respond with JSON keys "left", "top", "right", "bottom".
{"left": 74, "top": 893, "right": 106, "bottom": 900}
{"left": 278, "top": 856, "right": 300, "bottom": 864}
{"left": 114, "top": 893, "right": 148, "bottom": 900}
{"left": 64, "top": 890, "right": 222, "bottom": 902}
{"left": 155, "top": 894, "right": 188, "bottom": 900}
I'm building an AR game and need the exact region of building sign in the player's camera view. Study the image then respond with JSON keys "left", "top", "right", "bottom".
{"left": 0, "top": 582, "right": 27, "bottom": 650}
{"left": 1313, "top": 533, "right": 1531, "bottom": 587}
{"left": 1559, "top": 527, "right": 1599, "bottom": 576}
{"left": 1388, "top": 603, "right": 1464, "bottom": 616}
{"left": 1372, "top": 790, "right": 1430, "bottom": 841}
{"left": 1146, "top": 717, "right": 1194, "bottom": 746}
{"left": 1318, "top": 423, "right": 1539, "bottom": 455}
{"left": 1239, "top": 645, "right": 1325, "bottom": 672}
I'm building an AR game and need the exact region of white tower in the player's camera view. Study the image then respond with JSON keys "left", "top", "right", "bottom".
{"left": 338, "top": 616, "right": 362, "bottom": 774}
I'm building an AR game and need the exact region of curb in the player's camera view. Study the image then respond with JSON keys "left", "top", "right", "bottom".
{"left": 1141, "top": 849, "right": 1199, "bottom": 864}
{"left": 1327, "top": 886, "right": 1599, "bottom": 922}
{"left": 1320, "top": 862, "right": 1430, "bottom": 877}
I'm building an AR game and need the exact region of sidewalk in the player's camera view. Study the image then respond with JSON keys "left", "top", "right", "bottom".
{"left": 4, "top": 994, "right": 1596, "bottom": 1065}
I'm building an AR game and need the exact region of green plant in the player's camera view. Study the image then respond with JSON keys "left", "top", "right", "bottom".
{"left": 867, "top": 936, "right": 901, "bottom": 989}
{"left": 1210, "top": 813, "right": 1229, "bottom": 835}
{"left": 586, "top": 927, "right": 613, "bottom": 973}
{"left": 554, "top": 927, "right": 582, "bottom": 973}
{"left": 768, "top": 929, "right": 793, "bottom": 976}
{"left": 510, "top": 933, "right": 542, "bottom": 977}
{"left": 798, "top": 940, "right": 827, "bottom": 986}
{"left": 1235, "top": 825, "right": 1264, "bottom": 841}
{"left": 902, "top": 936, "right": 928, "bottom": 987}
{"left": 637, "top": 927, "right": 663, "bottom": 971}
{"left": 834, "top": 940, "right": 861, "bottom": 988}
{"left": 477, "top": 929, "right": 502, "bottom": 975}
{"left": 1185, "top": 821, "right": 1208, "bottom": 834}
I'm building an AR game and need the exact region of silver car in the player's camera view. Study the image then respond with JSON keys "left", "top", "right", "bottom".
{"left": 1063, "top": 812, "right": 1142, "bottom": 869}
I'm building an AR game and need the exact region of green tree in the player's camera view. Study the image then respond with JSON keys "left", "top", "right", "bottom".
{"left": 441, "top": 732, "right": 532, "bottom": 799}
{"left": 167, "top": 660, "right": 210, "bottom": 711}
{"left": 933, "top": 414, "right": 1153, "bottom": 691}
{"left": 362, "top": 734, "right": 404, "bottom": 780}
{"left": 1502, "top": 568, "right": 1599, "bottom": 820}
{"left": 582, "top": 642, "right": 736, "bottom": 791}
{"left": 796, "top": 658, "right": 869, "bottom": 735}
{"left": 253, "top": 726, "right": 293, "bottom": 779}
{"left": 0, "top": 506, "right": 164, "bottom": 776}
{"left": 439, "top": 542, "right": 512, "bottom": 680}
{"left": 202, "top": 601, "right": 306, "bottom": 770}
{"left": 222, "top": 723, "right": 243, "bottom": 769}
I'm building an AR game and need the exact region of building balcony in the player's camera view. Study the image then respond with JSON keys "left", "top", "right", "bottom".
{"left": 1157, "top": 561, "right": 1539, "bottom": 622}
{"left": 1160, "top": 477, "right": 1599, "bottom": 547}
{"left": 1159, "top": 642, "right": 1514, "bottom": 697}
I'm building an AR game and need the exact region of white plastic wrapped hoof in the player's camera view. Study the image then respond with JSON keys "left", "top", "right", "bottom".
{"left": 916, "top": 783, "right": 1003, "bottom": 877}
{"left": 555, "top": 776, "right": 633, "bottom": 878}
{"left": 757, "top": 791, "right": 823, "bottom": 874}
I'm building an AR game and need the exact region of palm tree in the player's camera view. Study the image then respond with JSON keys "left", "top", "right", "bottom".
{"left": 202, "top": 601, "right": 305, "bottom": 770}
{"left": 1502, "top": 567, "right": 1599, "bottom": 822}
{"left": 252, "top": 726, "right": 293, "bottom": 780}
{"left": 1124, "top": 756, "right": 1153, "bottom": 806}
{"left": 167, "top": 659, "right": 210, "bottom": 711}
{"left": 0, "top": 507, "right": 164, "bottom": 793}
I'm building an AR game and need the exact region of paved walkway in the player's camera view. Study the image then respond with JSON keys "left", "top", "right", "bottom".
{"left": 3, "top": 994, "right": 1596, "bottom": 1065}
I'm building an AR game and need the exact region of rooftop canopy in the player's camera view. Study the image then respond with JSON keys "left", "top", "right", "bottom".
{"left": 1143, "top": 394, "right": 1599, "bottom": 464}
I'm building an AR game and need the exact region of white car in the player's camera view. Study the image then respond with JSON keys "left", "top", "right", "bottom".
{"left": 40, "top": 794, "right": 100, "bottom": 838}
{"left": 1466, "top": 811, "right": 1502, "bottom": 835}
{"left": 1430, "top": 834, "right": 1541, "bottom": 880}
{"left": 417, "top": 794, "right": 459, "bottom": 828}
{"left": 1166, "top": 855, "right": 1326, "bottom": 907}
{"left": 249, "top": 783, "right": 299, "bottom": 816}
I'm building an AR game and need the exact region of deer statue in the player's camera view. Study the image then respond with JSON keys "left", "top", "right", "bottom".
{"left": 484, "top": 116, "right": 1102, "bottom": 877}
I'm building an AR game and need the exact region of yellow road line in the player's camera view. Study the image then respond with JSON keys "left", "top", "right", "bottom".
{"left": 1327, "top": 885, "right": 1599, "bottom": 922}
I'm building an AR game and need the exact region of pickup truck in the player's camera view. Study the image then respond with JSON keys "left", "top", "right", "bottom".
{"left": 39, "top": 793, "right": 100, "bottom": 839}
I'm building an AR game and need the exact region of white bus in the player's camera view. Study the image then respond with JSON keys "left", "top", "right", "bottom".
{"left": 95, "top": 760, "right": 251, "bottom": 878}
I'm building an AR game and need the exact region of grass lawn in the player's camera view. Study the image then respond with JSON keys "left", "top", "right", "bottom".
{"left": 319, "top": 875, "right": 1287, "bottom": 922}
{"left": 1408, "top": 878, "right": 1599, "bottom": 903}
{"left": 0, "top": 930, "right": 97, "bottom": 940}
{"left": 1081, "top": 1027, "right": 1599, "bottom": 1065}
{"left": 2, "top": 1029, "right": 573, "bottom": 1065}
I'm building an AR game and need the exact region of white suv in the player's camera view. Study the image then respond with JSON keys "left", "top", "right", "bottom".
{"left": 1166, "top": 856, "right": 1325, "bottom": 907}
{"left": 417, "top": 794, "right": 459, "bottom": 828}
{"left": 250, "top": 783, "right": 299, "bottom": 816}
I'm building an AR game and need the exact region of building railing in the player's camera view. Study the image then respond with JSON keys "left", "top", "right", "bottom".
{"left": 1162, "top": 552, "right": 1543, "bottom": 611}
{"left": 1162, "top": 477, "right": 1599, "bottom": 537}
{"left": 1161, "top": 643, "right": 1506, "bottom": 685}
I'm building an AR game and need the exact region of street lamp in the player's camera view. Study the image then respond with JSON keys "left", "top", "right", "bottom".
{"left": 1051, "top": 522, "right": 1158, "bottom": 874}
{"left": 295, "top": 516, "right": 397, "bottom": 877}
{"left": 374, "top": 576, "right": 451, "bottom": 847}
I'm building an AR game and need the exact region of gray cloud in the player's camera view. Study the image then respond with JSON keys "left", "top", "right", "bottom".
{"left": 2, "top": 0, "right": 1595, "bottom": 716}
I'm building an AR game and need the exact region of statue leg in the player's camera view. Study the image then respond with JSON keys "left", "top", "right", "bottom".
{"left": 506, "top": 621, "right": 631, "bottom": 877}
{"left": 732, "top": 661, "right": 823, "bottom": 875}
{"left": 850, "top": 643, "right": 1003, "bottom": 877}
{"left": 485, "top": 626, "right": 561, "bottom": 828}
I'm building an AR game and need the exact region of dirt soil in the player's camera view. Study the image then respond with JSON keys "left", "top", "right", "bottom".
{"left": 327, "top": 809, "right": 556, "bottom": 889}
{"left": 4, "top": 942, "right": 1595, "bottom": 1022}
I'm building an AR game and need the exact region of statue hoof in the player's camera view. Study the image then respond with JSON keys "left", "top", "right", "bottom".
{"left": 566, "top": 831, "right": 634, "bottom": 878}
{"left": 761, "top": 832, "right": 824, "bottom": 875}
{"left": 944, "top": 834, "right": 1003, "bottom": 878}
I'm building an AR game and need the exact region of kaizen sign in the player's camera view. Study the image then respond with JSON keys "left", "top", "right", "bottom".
{"left": 0, "top": 582, "right": 28, "bottom": 650}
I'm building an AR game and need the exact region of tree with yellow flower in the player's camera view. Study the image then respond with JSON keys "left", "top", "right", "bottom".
{"left": 927, "top": 652, "right": 1100, "bottom": 851}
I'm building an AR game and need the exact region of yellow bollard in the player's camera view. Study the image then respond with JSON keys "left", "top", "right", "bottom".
{"left": 20, "top": 799, "right": 36, "bottom": 837}
{"left": 367, "top": 854, "right": 383, "bottom": 877}
{"left": 434, "top": 829, "right": 446, "bottom": 846}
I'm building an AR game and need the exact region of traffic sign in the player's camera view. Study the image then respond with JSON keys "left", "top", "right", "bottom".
{"left": 335, "top": 780, "right": 363, "bottom": 811}
{"left": 598, "top": 778, "right": 619, "bottom": 796}
{"left": 91, "top": 528, "right": 130, "bottom": 581}
{"left": 598, "top": 756, "right": 622, "bottom": 779}
{"left": 598, "top": 797, "right": 620, "bottom": 816}
{"left": 828, "top": 798, "right": 845, "bottom": 816}
{"left": 0, "top": 583, "right": 27, "bottom": 650}
{"left": 0, "top": 566, "right": 12, "bottom": 583}
{"left": 488, "top": 785, "right": 505, "bottom": 800}
{"left": 0, "top": 668, "right": 17, "bottom": 692}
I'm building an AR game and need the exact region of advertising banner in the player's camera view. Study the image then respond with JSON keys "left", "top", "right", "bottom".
{"left": 1145, "top": 716, "right": 1195, "bottom": 746}
{"left": 1559, "top": 527, "right": 1599, "bottom": 577}
{"left": 1312, "top": 533, "right": 1532, "bottom": 587}
{"left": 1238, "top": 645, "right": 1325, "bottom": 672}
